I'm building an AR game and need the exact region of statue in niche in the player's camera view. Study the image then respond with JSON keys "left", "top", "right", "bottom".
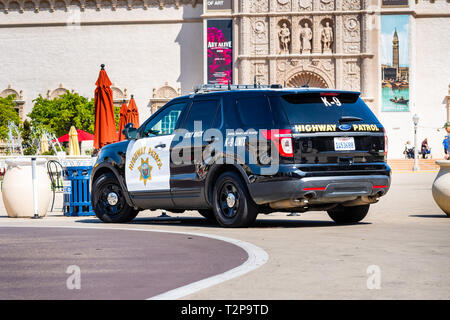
{"left": 300, "top": 22, "right": 312, "bottom": 54}
{"left": 278, "top": 23, "right": 291, "bottom": 54}
{"left": 321, "top": 22, "right": 333, "bottom": 53}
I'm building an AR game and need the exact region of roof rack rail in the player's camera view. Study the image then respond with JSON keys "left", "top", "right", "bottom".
{"left": 193, "top": 83, "right": 281, "bottom": 93}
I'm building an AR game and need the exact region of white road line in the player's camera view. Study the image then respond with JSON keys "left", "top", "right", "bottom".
{"left": 0, "top": 224, "right": 269, "bottom": 300}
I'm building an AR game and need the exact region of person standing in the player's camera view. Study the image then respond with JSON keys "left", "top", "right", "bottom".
{"left": 421, "top": 138, "right": 430, "bottom": 159}
{"left": 443, "top": 122, "right": 450, "bottom": 160}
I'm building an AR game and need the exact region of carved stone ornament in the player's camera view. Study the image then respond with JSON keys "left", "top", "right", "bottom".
{"left": 342, "top": 0, "right": 360, "bottom": 11}
{"left": 253, "top": 20, "right": 267, "bottom": 42}
{"left": 0, "top": 0, "right": 200, "bottom": 14}
{"left": 48, "top": 83, "right": 70, "bottom": 99}
{"left": 320, "top": 0, "right": 334, "bottom": 11}
{"left": 343, "top": 59, "right": 360, "bottom": 91}
{"left": 250, "top": 0, "right": 268, "bottom": 12}
{"left": 0, "top": 85, "right": 23, "bottom": 100}
{"left": 277, "top": 0, "right": 291, "bottom": 11}
{"left": 255, "top": 62, "right": 269, "bottom": 85}
{"left": 298, "top": 0, "right": 312, "bottom": 10}
{"left": 344, "top": 16, "right": 360, "bottom": 42}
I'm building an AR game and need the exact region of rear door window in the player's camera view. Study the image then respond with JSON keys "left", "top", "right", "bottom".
{"left": 236, "top": 96, "right": 274, "bottom": 126}
{"left": 183, "top": 99, "right": 220, "bottom": 132}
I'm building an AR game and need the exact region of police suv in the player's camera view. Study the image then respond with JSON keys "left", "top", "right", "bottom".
{"left": 91, "top": 85, "right": 391, "bottom": 228}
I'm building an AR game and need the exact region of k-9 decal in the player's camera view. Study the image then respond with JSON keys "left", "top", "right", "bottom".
{"left": 321, "top": 96, "right": 342, "bottom": 107}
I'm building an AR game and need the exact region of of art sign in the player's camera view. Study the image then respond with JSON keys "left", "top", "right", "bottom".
{"left": 381, "top": 0, "right": 409, "bottom": 7}
{"left": 206, "top": 0, "right": 232, "bottom": 11}
{"left": 381, "top": 15, "right": 410, "bottom": 112}
{"left": 207, "top": 19, "right": 233, "bottom": 85}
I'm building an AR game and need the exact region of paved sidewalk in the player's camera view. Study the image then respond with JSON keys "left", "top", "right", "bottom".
{"left": 0, "top": 172, "right": 449, "bottom": 299}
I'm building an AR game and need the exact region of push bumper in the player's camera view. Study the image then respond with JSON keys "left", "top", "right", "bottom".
{"left": 248, "top": 175, "right": 391, "bottom": 205}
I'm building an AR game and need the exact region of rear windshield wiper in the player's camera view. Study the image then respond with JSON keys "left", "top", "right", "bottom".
{"left": 339, "top": 116, "right": 363, "bottom": 124}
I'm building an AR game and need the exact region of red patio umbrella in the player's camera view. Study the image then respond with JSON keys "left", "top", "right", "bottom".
{"left": 94, "top": 64, "right": 117, "bottom": 149}
{"left": 126, "top": 95, "right": 140, "bottom": 129}
{"left": 117, "top": 100, "right": 128, "bottom": 141}
{"left": 56, "top": 129, "right": 94, "bottom": 142}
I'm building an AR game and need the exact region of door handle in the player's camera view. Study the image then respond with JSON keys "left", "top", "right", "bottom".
{"left": 155, "top": 143, "right": 166, "bottom": 149}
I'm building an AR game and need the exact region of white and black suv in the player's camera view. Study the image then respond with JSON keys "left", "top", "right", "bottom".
{"left": 90, "top": 85, "right": 391, "bottom": 227}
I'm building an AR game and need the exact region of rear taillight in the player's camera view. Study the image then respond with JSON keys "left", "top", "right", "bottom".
{"left": 262, "top": 129, "right": 294, "bottom": 158}
{"left": 383, "top": 128, "right": 388, "bottom": 160}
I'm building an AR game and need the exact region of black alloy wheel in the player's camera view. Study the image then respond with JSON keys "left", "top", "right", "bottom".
{"left": 327, "top": 204, "right": 370, "bottom": 224}
{"left": 212, "top": 171, "right": 258, "bottom": 228}
{"left": 92, "top": 173, "right": 138, "bottom": 223}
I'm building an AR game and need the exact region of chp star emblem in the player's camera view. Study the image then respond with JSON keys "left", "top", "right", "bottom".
{"left": 138, "top": 158, "right": 152, "bottom": 186}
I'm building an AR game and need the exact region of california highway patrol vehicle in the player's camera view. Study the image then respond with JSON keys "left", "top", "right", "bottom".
{"left": 91, "top": 84, "right": 391, "bottom": 228}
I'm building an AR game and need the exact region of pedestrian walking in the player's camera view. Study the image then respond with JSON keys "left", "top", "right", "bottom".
{"left": 421, "top": 138, "right": 430, "bottom": 159}
{"left": 443, "top": 122, "right": 450, "bottom": 160}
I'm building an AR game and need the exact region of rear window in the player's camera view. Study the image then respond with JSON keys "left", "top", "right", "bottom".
{"left": 270, "top": 93, "right": 379, "bottom": 124}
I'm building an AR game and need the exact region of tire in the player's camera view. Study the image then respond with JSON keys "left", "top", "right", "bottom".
{"left": 212, "top": 171, "right": 258, "bottom": 228}
{"left": 198, "top": 209, "right": 216, "bottom": 221}
{"left": 92, "top": 173, "right": 138, "bottom": 223}
{"left": 327, "top": 204, "right": 370, "bottom": 224}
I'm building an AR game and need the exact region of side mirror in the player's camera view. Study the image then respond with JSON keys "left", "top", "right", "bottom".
{"left": 123, "top": 123, "right": 137, "bottom": 140}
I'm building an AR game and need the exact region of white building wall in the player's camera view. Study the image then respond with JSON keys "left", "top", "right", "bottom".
{"left": 413, "top": 16, "right": 450, "bottom": 159}
{"left": 0, "top": 5, "right": 203, "bottom": 124}
{"left": 378, "top": 4, "right": 450, "bottom": 159}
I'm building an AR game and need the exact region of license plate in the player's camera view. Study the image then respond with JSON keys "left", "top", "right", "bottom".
{"left": 334, "top": 137, "right": 355, "bottom": 151}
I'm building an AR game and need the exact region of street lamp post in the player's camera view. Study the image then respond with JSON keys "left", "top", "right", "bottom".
{"left": 413, "top": 114, "right": 420, "bottom": 171}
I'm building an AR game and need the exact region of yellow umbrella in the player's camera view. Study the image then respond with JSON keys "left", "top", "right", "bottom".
{"left": 68, "top": 126, "right": 80, "bottom": 156}
{"left": 40, "top": 134, "right": 49, "bottom": 154}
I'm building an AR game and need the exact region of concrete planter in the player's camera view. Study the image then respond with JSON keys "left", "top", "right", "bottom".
{"left": 2, "top": 158, "right": 51, "bottom": 218}
{"left": 432, "top": 160, "right": 450, "bottom": 216}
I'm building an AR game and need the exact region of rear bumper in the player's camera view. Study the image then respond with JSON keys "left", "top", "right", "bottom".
{"left": 248, "top": 174, "right": 391, "bottom": 205}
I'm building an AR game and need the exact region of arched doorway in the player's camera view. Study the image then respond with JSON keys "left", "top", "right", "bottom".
{"left": 286, "top": 71, "right": 328, "bottom": 88}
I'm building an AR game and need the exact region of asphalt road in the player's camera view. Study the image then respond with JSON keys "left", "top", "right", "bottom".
{"left": 0, "top": 227, "right": 247, "bottom": 299}
{"left": 0, "top": 171, "right": 449, "bottom": 299}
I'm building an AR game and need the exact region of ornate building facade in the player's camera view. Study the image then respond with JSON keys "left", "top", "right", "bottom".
{"left": 233, "top": 0, "right": 378, "bottom": 111}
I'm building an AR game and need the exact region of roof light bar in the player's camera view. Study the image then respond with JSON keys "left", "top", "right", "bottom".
{"left": 193, "top": 84, "right": 283, "bottom": 93}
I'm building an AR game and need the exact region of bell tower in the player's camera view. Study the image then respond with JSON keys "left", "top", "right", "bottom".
{"left": 392, "top": 28, "right": 399, "bottom": 78}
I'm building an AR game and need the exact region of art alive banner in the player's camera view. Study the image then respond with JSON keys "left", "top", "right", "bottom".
{"left": 207, "top": 19, "right": 233, "bottom": 85}
{"left": 380, "top": 15, "right": 410, "bottom": 112}
{"left": 206, "top": 0, "right": 232, "bottom": 11}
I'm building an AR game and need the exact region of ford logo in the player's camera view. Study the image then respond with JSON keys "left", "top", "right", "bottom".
{"left": 339, "top": 124, "right": 352, "bottom": 131}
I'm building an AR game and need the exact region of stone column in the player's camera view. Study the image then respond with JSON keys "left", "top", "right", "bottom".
{"left": 335, "top": 15, "right": 343, "bottom": 89}
{"left": 233, "top": 17, "right": 240, "bottom": 84}
{"left": 312, "top": 16, "right": 321, "bottom": 54}
{"left": 360, "top": 13, "right": 368, "bottom": 97}
{"left": 291, "top": 16, "right": 301, "bottom": 54}
{"left": 447, "top": 85, "right": 450, "bottom": 122}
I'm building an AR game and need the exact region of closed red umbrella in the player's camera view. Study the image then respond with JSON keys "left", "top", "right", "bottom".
{"left": 117, "top": 100, "right": 128, "bottom": 141}
{"left": 94, "top": 64, "right": 117, "bottom": 149}
{"left": 126, "top": 95, "right": 140, "bottom": 129}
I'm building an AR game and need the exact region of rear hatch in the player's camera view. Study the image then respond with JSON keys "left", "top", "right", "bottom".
{"left": 269, "top": 91, "right": 386, "bottom": 172}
